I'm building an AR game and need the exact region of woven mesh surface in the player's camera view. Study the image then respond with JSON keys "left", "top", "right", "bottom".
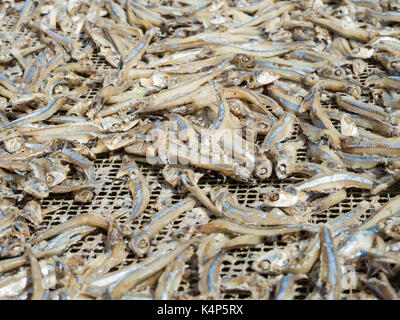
{"left": 1, "top": 8, "right": 399, "bottom": 299}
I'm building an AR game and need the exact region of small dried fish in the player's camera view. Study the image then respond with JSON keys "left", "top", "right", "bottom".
{"left": 0, "top": 0, "right": 399, "bottom": 301}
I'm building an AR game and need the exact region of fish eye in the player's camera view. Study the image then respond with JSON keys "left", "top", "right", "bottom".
{"left": 335, "top": 69, "right": 342, "bottom": 76}
{"left": 307, "top": 75, "right": 318, "bottom": 84}
{"left": 81, "top": 190, "right": 90, "bottom": 197}
{"left": 258, "top": 167, "right": 267, "bottom": 176}
{"left": 232, "top": 108, "right": 242, "bottom": 117}
{"left": 278, "top": 163, "right": 286, "bottom": 173}
{"left": 138, "top": 238, "right": 148, "bottom": 248}
{"left": 270, "top": 192, "right": 280, "bottom": 202}
{"left": 260, "top": 260, "right": 270, "bottom": 270}
{"left": 321, "top": 92, "right": 329, "bottom": 102}
{"left": 46, "top": 174, "right": 54, "bottom": 183}
{"left": 345, "top": 86, "right": 354, "bottom": 93}
{"left": 231, "top": 104, "right": 239, "bottom": 111}
{"left": 388, "top": 163, "right": 395, "bottom": 171}
{"left": 36, "top": 182, "right": 48, "bottom": 193}
{"left": 390, "top": 62, "right": 399, "bottom": 70}
{"left": 241, "top": 55, "right": 249, "bottom": 62}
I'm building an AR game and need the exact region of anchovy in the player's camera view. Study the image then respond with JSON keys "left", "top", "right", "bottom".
{"left": 317, "top": 225, "right": 341, "bottom": 300}
{"left": 215, "top": 188, "right": 302, "bottom": 225}
{"left": 295, "top": 172, "right": 375, "bottom": 192}
{"left": 0, "top": 97, "right": 71, "bottom": 131}
{"left": 130, "top": 198, "right": 197, "bottom": 257}
{"left": 117, "top": 159, "right": 150, "bottom": 221}
{"left": 261, "top": 112, "right": 295, "bottom": 152}
{"left": 109, "top": 239, "right": 195, "bottom": 299}
{"left": 29, "top": 215, "right": 109, "bottom": 244}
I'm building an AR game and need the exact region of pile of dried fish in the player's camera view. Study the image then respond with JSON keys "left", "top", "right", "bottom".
{"left": 1, "top": 0, "right": 400, "bottom": 300}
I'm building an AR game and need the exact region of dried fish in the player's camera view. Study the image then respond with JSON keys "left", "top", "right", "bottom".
{"left": 0, "top": 0, "right": 399, "bottom": 301}
{"left": 129, "top": 197, "right": 197, "bottom": 257}
{"left": 117, "top": 158, "right": 150, "bottom": 222}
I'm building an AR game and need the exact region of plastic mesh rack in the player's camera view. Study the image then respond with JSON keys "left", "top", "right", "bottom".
{"left": 1, "top": 7, "right": 399, "bottom": 300}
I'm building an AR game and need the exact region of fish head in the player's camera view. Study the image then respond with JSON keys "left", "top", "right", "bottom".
{"left": 340, "top": 113, "right": 359, "bottom": 137}
{"left": 262, "top": 186, "right": 306, "bottom": 207}
{"left": 232, "top": 54, "right": 255, "bottom": 69}
{"left": 129, "top": 231, "right": 151, "bottom": 257}
{"left": 163, "top": 165, "right": 182, "bottom": 187}
{"left": 389, "top": 0, "right": 400, "bottom": 10}
{"left": 268, "top": 30, "right": 293, "bottom": 42}
{"left": 251, "top": 71, "right": 280, "bottom": 88}
{"left": 275, "top": 155, "right": 296, "bottom": 179}
{"left": 233, "top": 164, "right": 252, "bottom": 182}
{"left": 71, "top": 48, "right": 88, "bottom": 61}
{"left": 366, "top": 16, "right": 379, "bottom": 27}
{"left": 103, "top": 135, "right": 124, "bottom": 151}
{"left": 344, "top": 84, "right": 361, "bottom": 99}
{"left": 317, "top": 66, "right": 346, "bottom": 80}
{"left": 152, "top": 73, "right": 170, "bottom": 89}
{"left": 9, "top": 93, "right": 39, "bottom": 108}
{"left": 332, "top": 6, "right": 351, "bottom": 18}
{"left": 378, "top": 216, "right": 400, "bottom": 240}
{"left": 386, "top": 240, "right": 400, "bottom": 252}
{"left": 46, "top": 166, "right": 68, "bottom": 187}
{"left": 351, "top": 47, "right": 374, "bottom": 59}
{"left": 100, "top": 116, "right": 122, "bottom": 133}
{"left": 390, "top": 60, "right": 400, "bottom": 73}
{"left": 304, "top": 73, "right": 319, "bottom": 86}
{"left": 23, "top": 179, "right": 49, "bottom": 199}
{"left": 116, "top": 160, "right": 136, "bottom": 179}
{"left": 228, "top": 99, "right": 248, "bottom": 118}
{"left": 254, "top": 158, "right": 272, "bottom": 180}
{"left": 352, "top": 59, "right": 367, "bottom": 77}
{"left": 22, "top": 200, "right": 42, "bottom": 225}
{"left": 66, "top": 100, "right": 91, "bottom": 116}
{"left": 209, "top": 186, "right": 228, "bottom": 203}
{"left": 4, "top": 137, "right": 24, "bottom": 153}
{"left": 104, "top": 51, "right": 121, "bottom": 69}
{"left": 252, "top": 249, "right": 290, "bottom": 275}
{"left": 74, "top": 189, "right": 94, "bottom": 203}
{"left": 370, "top": 87, "right": 384, "bottom": 103}
{"left": 13, "top": 220, "right": 31, "bottom": 239}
